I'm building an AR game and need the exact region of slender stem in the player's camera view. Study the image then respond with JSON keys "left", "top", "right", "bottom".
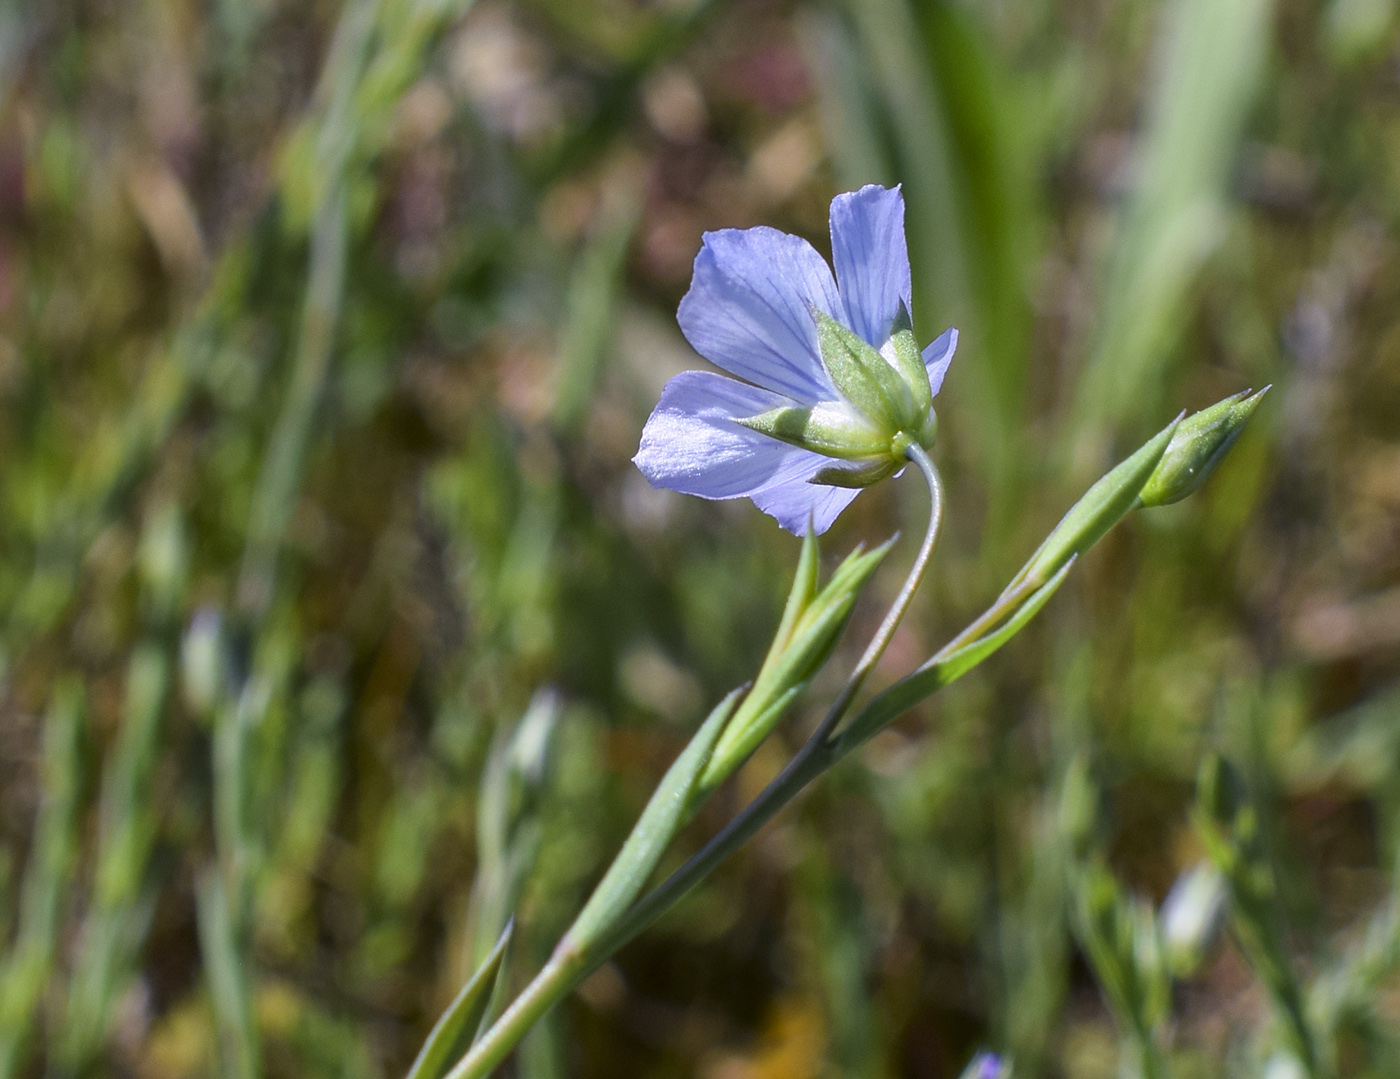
{"left": 449, "top": 446, "right": 944, "bottom": 1079}
{"left": 821, "top": 441, "right": 943, "bottom": 741}
{"left": 440, "top": 954, "right": 583, "bottom": 1079}
{"left": 235, "top": 183, "right": 348, "bottom": 618}
{"left": 1125, "top": 1028, "right": 1165, "bottom": 1079}
{"left": 600, "top": 446, "right": 942, "bottom": 952}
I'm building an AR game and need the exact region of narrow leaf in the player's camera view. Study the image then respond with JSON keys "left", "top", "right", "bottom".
{"left": 700, "top": 539, "right": 895, "bottom": 795}
{"left": 406, "top": 922, "right": 514, "bottom": 1079}
{"left": 930, "top": 558, "right": 1076, "bottom": 683}
{"left": 562, "top": 687, "right": 743, "bottom": 952}
{"left": 761, "top": 538, "right": 892, "bottom": 692}
{"left": 1014, "top": 415, "right": 1180, "bottom": 590}
{"left": 836, "top": 559, "right": 1074, "bottom": 754}
{"left": 770, "top": 530, "right": 820, "bottom": 665}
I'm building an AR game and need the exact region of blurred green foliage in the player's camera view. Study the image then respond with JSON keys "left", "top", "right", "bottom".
{"left": 1, "top": 0, "right": 1400, "bottom": 1076}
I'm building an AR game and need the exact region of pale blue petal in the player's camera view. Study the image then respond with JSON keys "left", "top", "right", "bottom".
{"left": 750, "top": 473, "right": 862, "bottom": 536}
{"left": 922, "top": 326, "right": 958, "bottom": 397}
{"left": 678, "top": 227, "right": 840, "bottom": 404}
{"left": 829, "top": 185, "right": 912, "bottom": 348}
{"left": 633, "top": 371, "right": 821, "bottom": 499}
{"left": 966, "top": 1052, "right": 1005, "bottom": 1079}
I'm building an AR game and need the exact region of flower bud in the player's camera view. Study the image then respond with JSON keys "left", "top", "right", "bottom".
{"left": 139, "top": 503, "right": 189, "bottom": 620}
{"left": 507, "top": 688, "right": 563, "bottom": 788}
{"left": 960, "top": 1051, "right": 1011, "bottom": 1079}
{"left": 1160, "top": 862, "right": 1226, "bottom": 976}
{"left": 1138, "top": 387, "right": 1268, "bottom": 508}
{"left": 1057, "top": 753, "right": 1100, "bottom": 857}
{"left": 181, "top": 607, "right": 225, "bottom": 719}
{"left": 1263, "top": 1053, "right": 1308, "bottom": 1079}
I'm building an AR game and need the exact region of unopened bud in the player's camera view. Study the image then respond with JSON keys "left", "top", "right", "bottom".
{"left": 508, "top": 687, "right": 562, "bottom": 789}
{"left": 180, "top": 607, "right": 225, "bottom": 719}
{"left": 1160, "top": 862, "right": 1226, "bottom": 976}
{"left": 1057, "top": 753, "right": 1100, "bottom": 857}
{"left": 1263, "top": 1052, "right": 1308, "bottom": 1079}
{"left": 960, "top": 1051, "right": 1011, "bottom": 1079}
{"left": 139, "top": 503, "right": 189, "bottom": 619}
{"left": 1138, "top": 387, "right": 1268, "bottom": 508}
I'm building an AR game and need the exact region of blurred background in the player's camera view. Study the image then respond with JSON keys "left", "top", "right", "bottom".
{"left": 0, "top": 0, "right": 1398, "bottom": 1075}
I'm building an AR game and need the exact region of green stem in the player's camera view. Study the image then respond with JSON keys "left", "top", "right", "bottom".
{"left": 234, "top": 183, "right": 348, "bottom": 618}
{"left": 824, "top": 441, "right": 944, "bottom": 738}
{"left": 447, "top": 445, "right": 945, "bottom": 1079}
{"left": 1124, "top": 1028, "right": 1166, "bottom": 1079}
{"left": 602, "top": 444, "right": 943, "bottom": 950}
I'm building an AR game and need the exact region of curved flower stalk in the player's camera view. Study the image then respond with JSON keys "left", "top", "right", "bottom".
{"left": 634, "top": 184, "right": 957, "bottom": 534}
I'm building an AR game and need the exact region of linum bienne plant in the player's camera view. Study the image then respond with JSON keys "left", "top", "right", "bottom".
{"left": 408, "top": 186, "right": 1267, "bottom": 1079}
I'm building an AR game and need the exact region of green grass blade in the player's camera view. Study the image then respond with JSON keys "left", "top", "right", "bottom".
{"left": 1074, "top": 0, "right": 1273, "bottom": 440}
{"left": 196, "top": 870, "right": 259, "bottom": 1079}
{"left": 0, "top": 677, "right": 84, "bottom": 1079}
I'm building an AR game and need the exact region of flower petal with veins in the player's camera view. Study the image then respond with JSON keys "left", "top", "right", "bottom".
{"left": 635, "top": 185, "right": 958, "bottom": 535}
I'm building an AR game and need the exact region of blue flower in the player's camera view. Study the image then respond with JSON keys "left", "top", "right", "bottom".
{"left": 633, "top": 184, "right": 957, "bottom": 535}
{"left": 960, "top": 1051, "right": 1009, "bottom": 1079}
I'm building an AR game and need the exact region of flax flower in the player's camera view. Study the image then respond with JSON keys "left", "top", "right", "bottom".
{"left": 634, "top": 184, "right": 956, "bottom": 534}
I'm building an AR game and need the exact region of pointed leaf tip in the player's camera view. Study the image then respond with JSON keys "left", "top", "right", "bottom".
{"left": 406, "top": 921, "right": 514, "bottom": 1079}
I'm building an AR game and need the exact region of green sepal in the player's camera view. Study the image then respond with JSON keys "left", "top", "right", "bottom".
{"left": 810, "top": 458, "right": 902, "bottom": 489}
{"left": 1013, "top": 413, "right": 1182, "bottom": 590}
{"left": 405, "top": 921, "right": 514, "bottom": 1079}
{"left": 813, "top": 307, "right": 916, "bottom": 431}
{"left": 561, "top": 687, "right": 743, "bottom": 952}
{"left": 1138, "top": 387, "right": 1268, "bottom": 507}
{"left": 737, "top": 404, "right": 890, "bottom": 460}
{"left": 888, "top": 302, "right": 934, "bottom": 418}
